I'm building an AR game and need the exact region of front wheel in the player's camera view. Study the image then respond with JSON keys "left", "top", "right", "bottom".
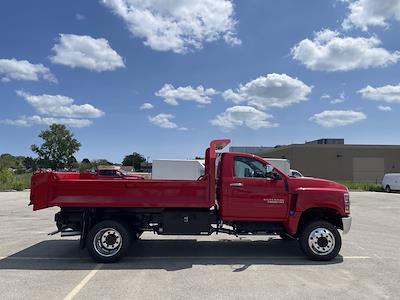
{"left": 299, "top": 220, "right": 341, "bottom": 261}
{"left": 87, "top": 220, "right": 131, "bottom": 263}
{"left": 385, "top": 185, "right": 391, "bottom": 193}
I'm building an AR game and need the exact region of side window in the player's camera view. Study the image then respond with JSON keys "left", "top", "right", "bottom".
{"left": 233, "top": 156, "right": 268, "bottom": 179}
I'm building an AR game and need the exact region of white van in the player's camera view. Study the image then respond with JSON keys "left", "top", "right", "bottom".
{"left": 382, "top": 173, "right": 400, "bottom": 193}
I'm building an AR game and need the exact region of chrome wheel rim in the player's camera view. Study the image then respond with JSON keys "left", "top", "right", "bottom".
{"left": 93, "top": 227, "right": 122, "bottom": 257}
{"left": 308, "top": 227, "right": 335, "bottom": 256}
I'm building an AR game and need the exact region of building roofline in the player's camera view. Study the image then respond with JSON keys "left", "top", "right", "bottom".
{"left": 263, "top": 144, "right": 400, "bottom": 154}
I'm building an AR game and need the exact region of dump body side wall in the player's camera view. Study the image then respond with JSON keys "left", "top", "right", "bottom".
{"left": 31, "top": 172, "right": 210, "bottom": 210}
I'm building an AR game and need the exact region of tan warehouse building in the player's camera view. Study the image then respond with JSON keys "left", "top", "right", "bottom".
{"left": 232, "top": 139, "right": 400, "bottom": 183}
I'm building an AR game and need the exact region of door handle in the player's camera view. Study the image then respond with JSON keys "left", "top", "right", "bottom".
{"left": 230, "top": 182, "right": 243, "bottom": 187}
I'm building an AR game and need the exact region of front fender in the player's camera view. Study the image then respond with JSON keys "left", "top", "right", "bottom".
{"left": 283, "top": 188, "right": 346, "bottom": 234}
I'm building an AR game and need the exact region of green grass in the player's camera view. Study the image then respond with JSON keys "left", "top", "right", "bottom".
{"left": 340, "top": 181, "right": 384, "bottom": 192}
{"left": 0, "top": 170, "right": 31, "bottom": 191}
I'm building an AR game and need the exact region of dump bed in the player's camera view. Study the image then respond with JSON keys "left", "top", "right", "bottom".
{"left": 29, "top": 139, "right": 231, "bottom": 211}
{"left": 30, "top": 171, "right": 210, "bottom": 211}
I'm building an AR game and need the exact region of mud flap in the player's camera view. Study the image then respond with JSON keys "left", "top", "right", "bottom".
{"left": 79, "top": 209, "right": 90, "bottom": 249}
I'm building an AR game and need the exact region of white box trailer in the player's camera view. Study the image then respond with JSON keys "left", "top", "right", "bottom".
{"left": 263, "top": 158, "right": 291, "bottom": 175}
{"left": 152, "top": 159, "right": 205, "bottom": 180}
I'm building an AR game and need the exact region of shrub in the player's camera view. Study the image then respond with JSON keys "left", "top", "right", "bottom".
{"left": 340, "top": 181, "right": 384, "bottom": 192}
{"left": 0, "top": 169, "right": 31, "bottom": 191}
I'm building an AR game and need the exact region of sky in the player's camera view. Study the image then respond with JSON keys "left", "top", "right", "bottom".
{"left": 1, "top": 0, "right": 400, "bottom": 163}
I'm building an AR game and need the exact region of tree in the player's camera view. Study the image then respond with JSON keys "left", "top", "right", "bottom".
{"left": 91, "top": 159, "right": 113, "bottom": 168}
{"left": 122, "top": 152, "right": 146, "bottom": 171}
{"left": 80, "top": 158, "right": 92, "bottom": 172}
{"left": 81, "top": 158, "right": 91, "bottom": 164}
{"left": 0, "top": 154, "right": 26, "bottom": 171}
{"left": 31, "top": 124, "right": 81, "bottom": 170}
{"left": 0, "top": 154, "right": 16, "bottom": 170}
{"left": 23, "top": 156, "right": 37, "bottom": 171}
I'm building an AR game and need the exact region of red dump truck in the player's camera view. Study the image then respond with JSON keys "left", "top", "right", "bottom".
{"left": 30, "top": 139, "right": 351, "bottom": 262}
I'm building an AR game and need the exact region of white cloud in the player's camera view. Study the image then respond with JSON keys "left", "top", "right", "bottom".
{"left": 378, "top": 105, "right": 392, "bottom": 111}
{"left": 330, "top": 99, "right": 344, "bottom": 104}
{"left": 0, "top": 58, "right": 57, "bottom": 83}
{"left": 310, "top": 110, "right": 366, "bottom": 128}
{"left": 210, "top": 106, "right": 279, "bottom": 131}
{"left": 330, "top": 92, "right": 346, "bottom": 104}
{"left": 321, "top": 92, "right": 345, "bottom": 104}
{"left": 3, "top": 91, "right": 103, "bottom": 128}
{"left": 2, "top": 115, "right": 92, "bottom": 128}
{"left": 222, "top": 73, "right": 312, "bottom": 110}
{"left": 140, "top": 102, "right": 154, "bottom": 110}
{"left": 148, "top": 113, "right": 178, "bottom": 129}
{"left": 291, "top": 29, "right": 400, "bottom": 71}
{"left": 76, "top": 13, "right": 86, "bottom": 21}
{"left": 16, "top": 90, "right": 104, "bottom": 119}
{"left": 342, "top": 0, "right": 400, "bottom": 31}
{"left": 358, "top": 84, "right": 400, "bottom": 103}
{"left": 101, "top": 0, "right": 241, "bottom": 53}
{"left": 156, "top": 84, "right": 217, "bottom": 106}
{"left": 50, "top": 34, "right": 125, "bottom": 71}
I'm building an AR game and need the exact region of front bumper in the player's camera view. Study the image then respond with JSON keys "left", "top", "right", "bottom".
{"left": 342, "top": 216, "right": 352, "bottom": 234}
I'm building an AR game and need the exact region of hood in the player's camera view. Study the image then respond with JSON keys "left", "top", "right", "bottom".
{"left": 288, "top": 177, "right": 347, "bottom": 191}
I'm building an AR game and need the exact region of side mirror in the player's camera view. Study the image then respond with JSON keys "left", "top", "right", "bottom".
{"left": 273, "top": 172, "right": 281, "bottom": 180}
{"left": 265, "top": 165, "right": 274, "bottom": 179}
{"left": 265, "top": 165, "right": 281, "bottom": 180}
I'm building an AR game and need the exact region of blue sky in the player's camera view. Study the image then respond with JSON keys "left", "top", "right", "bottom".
{"left": 1, "top": 0, "right": 400, "bottom": 162}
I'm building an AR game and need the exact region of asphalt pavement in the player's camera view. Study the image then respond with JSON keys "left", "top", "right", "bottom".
{"left": 0, "top": 191, "right": 399, "bottom": 299}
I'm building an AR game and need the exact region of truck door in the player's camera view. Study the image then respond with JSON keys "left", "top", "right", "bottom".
{"left": 222, "top": 155, "right": 289, "bottom": 221}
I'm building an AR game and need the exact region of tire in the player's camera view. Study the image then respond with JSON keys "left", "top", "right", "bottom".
{"left": 299, "top": 220, "right": 341, "bottom": 261}
{"left": 87, "top": 220, "right": 131, "bottom": 263}
{"left": 385, "top": 185, "right": 391, "bottom": 193}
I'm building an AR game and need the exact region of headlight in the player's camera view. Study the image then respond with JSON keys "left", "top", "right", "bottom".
{"left": 344, "top": 192, "right": 350, "bottom": 214}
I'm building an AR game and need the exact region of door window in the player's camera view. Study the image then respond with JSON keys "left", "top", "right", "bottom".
{"left": 233, "top": 156, "right": 269, "bottom": 179}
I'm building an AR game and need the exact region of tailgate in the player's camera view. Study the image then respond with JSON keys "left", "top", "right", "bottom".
{"left": 30, "top": 171, "right": 54, "bottom": 211}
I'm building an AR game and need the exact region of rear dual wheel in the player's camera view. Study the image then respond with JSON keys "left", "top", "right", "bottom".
{"left": 87, "top": 220, "right": 131, "bottom": 263}
{"left": 299, "top": 220, "right": 341, "bottom": 261}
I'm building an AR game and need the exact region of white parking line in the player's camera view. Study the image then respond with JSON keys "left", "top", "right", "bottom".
{"left": 1, "top": 256, "right": 84, "bottom": 260}
{"left": 127, "top": 256, "right": 373, "bottom": 260}
{"left": 63, "top": 264, "right": 102, "bottom": 300}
